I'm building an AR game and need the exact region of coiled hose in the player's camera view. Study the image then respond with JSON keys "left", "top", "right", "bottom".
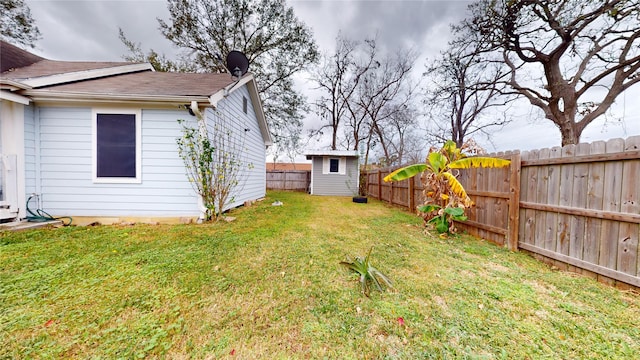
{"left": 26, "top": 195, "right": 72, "bottom": 226}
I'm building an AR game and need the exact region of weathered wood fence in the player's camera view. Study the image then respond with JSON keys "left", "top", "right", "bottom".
{"left": 266, "top": 170, "right": 310, "bottom": 192}
{"left": 364, "top": 136, "right": 640, "bottom": 288}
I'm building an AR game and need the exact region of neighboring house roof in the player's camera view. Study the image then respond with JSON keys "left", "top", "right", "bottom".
{"left": 305, "top": 150, "right": 359, "bottom": 159}
{"left": 0, "top": 40, "right": 272, "bottom": 146}
{"left": 266, "top": 162, "right": 311, "bottom": 171}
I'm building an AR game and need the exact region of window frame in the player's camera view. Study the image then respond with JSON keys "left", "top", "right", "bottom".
{"left": 92, "top": 108, "right": 142, "bottom": 184}
{"left": 322, "top": 156, "right": 346, "bottom": 175}
{"left": 329, "top": 158, "right": 340, "bottom": 173}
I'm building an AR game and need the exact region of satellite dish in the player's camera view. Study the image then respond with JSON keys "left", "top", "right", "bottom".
{"left": 226, "top": 51, "right": 249, "bottom": 78}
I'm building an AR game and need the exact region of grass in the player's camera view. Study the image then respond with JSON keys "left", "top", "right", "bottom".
{"left": 1, "top": 191, "right": 639, "bottom": 359}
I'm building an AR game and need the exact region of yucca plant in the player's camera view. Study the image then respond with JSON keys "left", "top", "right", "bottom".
{"left": 384, "top": 140, "right": 510, "bottom": 233}
{"left": 340, "top": 247, "right": 394, "bottom": 297}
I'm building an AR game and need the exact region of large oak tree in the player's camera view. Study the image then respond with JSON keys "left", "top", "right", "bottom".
{"left": 122, "top": 0, "right": 318, "bottom": 154}
{"left": 464, "top": 0, "right": 640, "bottom": 145}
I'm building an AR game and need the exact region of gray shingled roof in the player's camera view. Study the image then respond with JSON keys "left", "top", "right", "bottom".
{"left": 0, "top": 41, "right": 44, "bottom": 73}
{"left": 32, "top": 71, "right": 238, "bottom": 97}
{"left": 1, "top": 40, "right": 238, "bottom": 98}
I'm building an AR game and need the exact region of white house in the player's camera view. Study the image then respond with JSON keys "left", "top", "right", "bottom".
{"left": 305, "top": 150, "right": 360, "bottom": 196}
{"left": 0, "top": 40, "right": 271, "bottom": 225}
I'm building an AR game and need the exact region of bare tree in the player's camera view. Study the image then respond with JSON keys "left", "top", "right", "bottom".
{"left": 424, "top": 37, "right": 513, "bottom": 147}
{"left": 310, "top": 34, "right": 359, "bottom": 150}
{"left": 375, "top": 102, "right": 424, "bottom": 167}
{"left": 463, "top": 0, "right": 640, "bottom": 146}
{"left": 309, "top": 34, "right": 418, "bottom": 165}
{"left": 356, "top": 47, "right": 418, "bottom": 166}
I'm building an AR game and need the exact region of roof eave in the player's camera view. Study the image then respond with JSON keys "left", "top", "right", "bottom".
{"left": 0, "top": 78, "right": 32, "bottom": 91}
{"left": 0, "top": 89, "right": 31, "bottom": 105}
{"left": 23, "top": 89, "right": 210, "bottom": 106}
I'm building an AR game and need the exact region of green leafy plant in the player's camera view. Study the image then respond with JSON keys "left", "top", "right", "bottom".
{"left": 384, "top": 140, "right": 509, "bottom": 234}
{"left": 340, "top": 247, "right": 394, "bottom": 297}
{"left": 419, "top": 204, "right": 468, "bottom": 234}
{"left": 176, "top": 109, "right": 251, "bottom": 221}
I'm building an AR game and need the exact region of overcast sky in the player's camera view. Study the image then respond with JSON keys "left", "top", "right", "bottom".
{"left": 24, "top": 0, "right": 640, "bottom": 154}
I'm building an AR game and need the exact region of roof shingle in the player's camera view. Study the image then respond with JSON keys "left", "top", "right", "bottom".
{"left": 31, "top": 71, "right": 237, "bottom": 97}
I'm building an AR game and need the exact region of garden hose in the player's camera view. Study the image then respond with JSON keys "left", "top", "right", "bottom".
{"left": 26, "top": 195, "right": 72, "bottom": 226}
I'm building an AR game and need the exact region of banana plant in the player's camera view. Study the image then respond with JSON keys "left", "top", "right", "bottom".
{"left": 420, "top": 204, "right": 468, "bottom": 234}
{"left": 384, "top": 140, "right": 510, "bottom": 233}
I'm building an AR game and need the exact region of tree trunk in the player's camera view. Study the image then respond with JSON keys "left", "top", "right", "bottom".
{"left": 558, "top": 119, "right": 582, "bottom": 146}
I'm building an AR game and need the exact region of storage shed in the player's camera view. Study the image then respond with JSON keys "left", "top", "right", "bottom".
{"left": 305, "top": 150, "right": 359, "bottom": 196}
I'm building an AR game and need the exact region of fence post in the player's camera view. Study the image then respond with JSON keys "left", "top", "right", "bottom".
{"left": 377, "top": 170, "right": 382, "bottom": 200}
{"left": 507, "top": 152, "right": 522, "bottom": 251}
{"left": 409, "top": 177, "right": 415, "bottom": 212}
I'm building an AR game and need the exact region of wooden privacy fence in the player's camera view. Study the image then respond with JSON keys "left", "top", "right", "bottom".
{"left": 364, "top": 136, "right": 640, "bottom": 288}
{"left": 266, "top": 170, "right": 310, "bottom": 192}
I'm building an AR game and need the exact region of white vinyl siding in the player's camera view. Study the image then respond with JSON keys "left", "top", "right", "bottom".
{"left": 32, "top": 83, "right": 267, "bottom": 218}
{"left": 37, "top": 107, "right": 199, "bottom": 217}
{"left": 24, "top": 104, "right": 36, "bottom": 196}
{"left": 207, "top": 85, "right": 267, "bottom": 210}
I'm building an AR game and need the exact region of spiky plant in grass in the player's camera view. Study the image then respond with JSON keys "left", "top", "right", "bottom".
{"left": 340, "top": 247, "right": 394, "bottom": 297}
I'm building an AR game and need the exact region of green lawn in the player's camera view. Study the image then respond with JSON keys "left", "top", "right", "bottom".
{"left": 1, "top": 191, "right": 639, "bottom": 359}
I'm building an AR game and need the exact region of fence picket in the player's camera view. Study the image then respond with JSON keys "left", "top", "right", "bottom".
{"left": 618, "top": 136, "right": 640, "bottom": 276}
{"left": 557, "top": 145, "right": 575, "bottom": 256}
{"left": 569, "top": 143, "right": 590, "bottom": 261}
{"left": 599, "top": 138, "right": 624, "bottom": 271}
{"left": 584, "top": 141, "right": 606, "bottom": 265}
{"left": 524, "top": 150, "right": 539, "bottom": 246}
{"left": 544, "top": 147, "right": 562, "bottom": 251}
{"left": 536, "top": 148, "right": 551, "bottom": 249}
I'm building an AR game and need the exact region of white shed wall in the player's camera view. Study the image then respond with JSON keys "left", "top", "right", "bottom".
{"left": 310, "top": 156, "right": 359, "bottom": 196}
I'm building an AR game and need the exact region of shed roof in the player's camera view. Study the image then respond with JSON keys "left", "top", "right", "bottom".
{"left": 305, "top": 150, "right": 359, "bottom": 160}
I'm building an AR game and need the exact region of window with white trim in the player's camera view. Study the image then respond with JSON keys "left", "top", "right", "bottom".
{"left": 93, "top": 109, "right": 141, "bottom": 183}
{"left": 322, "top": 156, "right": 346, "bottom": 175}
{"left": 329, "top": 158, "right": 339, "bottom": 173}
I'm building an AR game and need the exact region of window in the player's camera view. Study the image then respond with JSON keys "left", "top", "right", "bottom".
{"left": 329, "top": 158, "right": 339, "bottom": 173}
{"left": 93, "top": 109, "right": 141, "bottom": 183}
{"left": 322, "top": 156, "right": 346, "bottom": 175}
{"left": 242, "top": 96, "right": 248, "bottom": 114}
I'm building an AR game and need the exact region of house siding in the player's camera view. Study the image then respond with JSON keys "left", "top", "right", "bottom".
{"left": 310, "top": 156, "right": 359, "bottom": 196}
{"left": 205, "top": 85, "right": 266, "bottom": 210}
{"left": 24, "top": 104, "right": 36, "bottom": 196}
{"left": 37, "top": 106, "right": 200, "bottom": 217}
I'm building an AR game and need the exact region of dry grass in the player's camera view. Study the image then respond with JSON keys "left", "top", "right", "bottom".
{"left": 1, "top": 191, "right": 639, "bottom": 359}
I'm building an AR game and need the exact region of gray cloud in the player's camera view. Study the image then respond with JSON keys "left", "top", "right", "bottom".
{"left": 24, "top": 0, "right": 640, "bottom": 153}
{"left": 28, "top": 0, "right": 173, "bottom": 61}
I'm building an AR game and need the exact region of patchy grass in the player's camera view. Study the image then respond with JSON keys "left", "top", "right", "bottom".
{"left": 1, "top": 191, "right": 639, "bottom": 359}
